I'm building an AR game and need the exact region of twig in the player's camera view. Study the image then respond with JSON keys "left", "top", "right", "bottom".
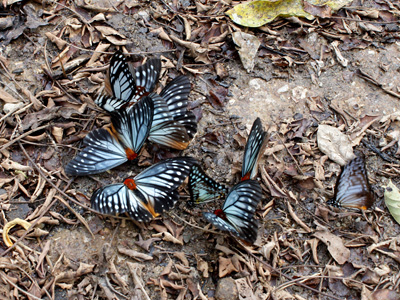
{"left": 242, "top": 249, "right": 343, "bottom": 300}
{"left": 0, "top": 272, "right": 42, "bottom": 300}
{"left": 356, "top": 69, "right": 400, "bottom": 99}
{"left": 18, "top": 142, "right": 94, "bottom": 238}
{"left": 171, "top": 212, "right": 223, "bottom": 235}
{"left": 0, "top": 124, "right": 49, "bottom": 151}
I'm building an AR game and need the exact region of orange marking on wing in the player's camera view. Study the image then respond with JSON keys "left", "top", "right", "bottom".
{"left": 241, "top": 173, "right": 250, "bottom": 181}
{"left": 125, "top": 148, "right": 138, "bottom": 160}
{"left": 214, "top": 209, "right": 226, "bottom": 220}
{"left": 124, "top": 178, "right": 137, "bottom": 190}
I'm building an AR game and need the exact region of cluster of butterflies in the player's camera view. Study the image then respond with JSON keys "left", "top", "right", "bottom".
{"left": 64, "top": 51, "right": 269, "bottom": 244}
{"left": 65, "top": 51, "right": 374, "bottom": 245}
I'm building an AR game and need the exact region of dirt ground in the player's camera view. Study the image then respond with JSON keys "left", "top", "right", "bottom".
{"left": 1, "top": 1, "right": 400, "bottom": 300}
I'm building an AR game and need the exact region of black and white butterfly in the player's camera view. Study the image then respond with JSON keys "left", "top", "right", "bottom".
{"left": 95, "top": 51, "right": 161, "bottom": 112}
{"left": 91, "top": 157, "right": 197, "bottom": 222}
{"left": 65, "top": 96, "right": 153, "bottom": 176}
{"left": 327, "top": 155, "right": 374, "bottom": 210}
{"left": 188, "top": 165, "right": 229, "bottom": 206}
{"left": 203, "top": 180, "right": 262, "bottom": 244}
{"left": 188, "top": 165, "right": 262, "bottom": 244}
{"left": 242, "top": 117, "right": 268, "bottom": 181}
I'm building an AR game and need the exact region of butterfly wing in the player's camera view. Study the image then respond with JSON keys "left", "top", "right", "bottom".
{"left": 130, "top": 58, "right": 161, "bottom": 97}
{"left": 160, "top": 76, "right": 197, "bottom": 138}
{"left": 160, "top": 76, "right": 191, "bottom": 119}
{"left": 110, "top": 96, "right": 153, "bottom": 154}
{"left": 91, "top": 183, "right": 154, "bottom": 222}
{"left": 204, "top": 180, "right": 262, "bottom": 244}
{"left": 65, "top": 128, "right": 127, "bottom": 176}
{"left": 148, "top": 93, "right": 191, "bottom": 150}
{"left": 329, "top": 156, "right": 374, "bottom": 210}
{"left": 135, "top": 157, "right": 197, "bottom": 215}
{"left": 188, "top": 165, "right": 229, "bottom": 206}
{"left": 95, "top": 95, "right": 127, "bottom": 113}
{"left": 242, "top": 118, "right": 268, "bottom": 181}
{"left": 108, "top": 51, "right": 137, "bottom": 101}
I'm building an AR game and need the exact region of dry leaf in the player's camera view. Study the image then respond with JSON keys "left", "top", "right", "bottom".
{"left": 383, "top": 180, "right": 400, "bottom": 225}
{"left": 317, "top": 124, "right": 354, "bottom": 165}
{"left": 314, "top": 229, "right": 350, "bottom": 264}
{"left": 3, "top": 218, "right": 32, "bottom": 247}
{"left": 232, "top": 31, "right": 260, "bottom": 72}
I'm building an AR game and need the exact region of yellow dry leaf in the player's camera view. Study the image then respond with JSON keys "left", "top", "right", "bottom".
{"left": 3, "top": 218, "right": 32, "bottom": 247}
{"left": 226, "top": 0, "right": 314, "bottom": 28}
{"left": 226, "top": 0, "right": 352, "bottom": 27}
{"left": 384, "top": 180, "right": 400, "bottom": 225}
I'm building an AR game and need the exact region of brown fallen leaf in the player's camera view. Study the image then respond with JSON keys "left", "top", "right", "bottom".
{"left": 219, "top": 256, "right": 238, "bottom": 277}
{"left": 314, "top": 229, "right": 350, "bottom": 264}
{"left": 118, "top": 247, "right": 153, "bottom": 261}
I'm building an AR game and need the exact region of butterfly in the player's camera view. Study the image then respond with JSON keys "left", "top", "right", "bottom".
{"left": 327, "top": 155, "right": 374, "bottom": 210}
{"left": 188, "top": 165, "right": 229, "bottom": 206}
{"left": 241, "top": 117, "right": 268, "bottom": 181}
{"left": 91, "top": 157, "right": 197, "bottom": 222}
{"left": 95, "top": 51, "right": 161, "bottom": 112}
{"left": 188, "top": 164, "right": 262, "bottom": 243}
{"left": 65, "top": 96, "right": 153, "bottom": 176}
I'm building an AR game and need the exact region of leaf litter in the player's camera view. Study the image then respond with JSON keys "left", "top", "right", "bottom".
{"left": 0, "top": 0, "right": 400, "bottom": 299}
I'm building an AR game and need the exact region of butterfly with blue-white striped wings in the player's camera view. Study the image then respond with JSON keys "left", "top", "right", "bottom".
{"left": 95, "top": 51, "right": 161, "bottom": 112}
{"left": 241, "top": 117, "right": 268, "bottom": 181}
{"left": 327, "top": 155, "right": 374, "bottom": 210}
{"left": 188, "top": 165, "right": 263, "bottom": 244}
{"left": 91, "top": 157, "right": 197, "bottom": 222}
{"left": 65, "top": 96, "right": 154, "bottom": 176}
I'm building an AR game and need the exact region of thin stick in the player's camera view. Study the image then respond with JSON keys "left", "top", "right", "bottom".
{"left": 0, "top": 124, "right": 49, "bottom": 151}
{"left": 0, "top": 273, "right": 42, "bottom": 300}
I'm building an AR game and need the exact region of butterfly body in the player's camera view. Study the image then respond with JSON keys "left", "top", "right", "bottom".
{"left": 65, "top": 96, "right": 153, "bottom": 176}
{"left": 328, "top": 156, "right": 374, "bottom": 210}
{"left": 91, "top": 157, "right": 197, "bottom": 222}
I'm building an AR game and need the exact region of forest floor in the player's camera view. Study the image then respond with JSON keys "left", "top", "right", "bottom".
{"left": 1, "top": 0, "right": 400, "bottom": 299}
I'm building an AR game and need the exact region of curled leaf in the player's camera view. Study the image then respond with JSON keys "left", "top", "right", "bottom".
{"left": 3, "top": 218, "right": 32, "bottom": 247}
{"left": 384, "top": 180, "right": 400, "bottom": 225}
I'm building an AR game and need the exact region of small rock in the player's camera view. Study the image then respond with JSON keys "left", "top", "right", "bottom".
{"left": 215, "top": 277, "right": 238, "bottom": 300}
{"left": 277, "top": 84, "right": 289, "bottom": 94}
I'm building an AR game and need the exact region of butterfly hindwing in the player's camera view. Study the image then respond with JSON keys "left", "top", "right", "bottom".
{"left": 329, "top": 156, "right": 374, "bottom": 210}
{"left": 65, "top": 128, "right": 127, "bottom": 176}
{"left": 242, "top": 118, "right": 268, "bottom": 181}
{"left": 188, "top": 165, "right": 229, "bottom": 206}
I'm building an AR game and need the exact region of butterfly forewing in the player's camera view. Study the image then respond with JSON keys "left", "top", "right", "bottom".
{"left": 329, "top": 156, "right": 374, "bottom": 210}
{"left": 174, "top": 111, "right": 197, "bottom": 139}
{"left": 135, "top": 157, "right": 197, "bottom": 214}
{"left": 65, "top": 128, "right": 127, "bottom": 176}
{"left": 91, "top": 183, "right": 154, "bottom": 222}
{"left": 160, "top": 76, "right": 191, "bottom": 119}
{"left": 242, "top": 118, "right": 268, "bottom": 181}
{"left": 130, "top": 58, "right": 161, "bottom": 96}
{"left": 109, "top": 51, "right": 137, "bottom": 101}
{"left": 111, "top": 96, "right": 153, "bottom": 153}
{"left": 148, "top": 93, "right": 191, "bottom": 149}
{"left": 95, "top": 95, "right": 127, "bottom": 113}
{"left": 188, "top": 165, "right": 229, "bottom": 205}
